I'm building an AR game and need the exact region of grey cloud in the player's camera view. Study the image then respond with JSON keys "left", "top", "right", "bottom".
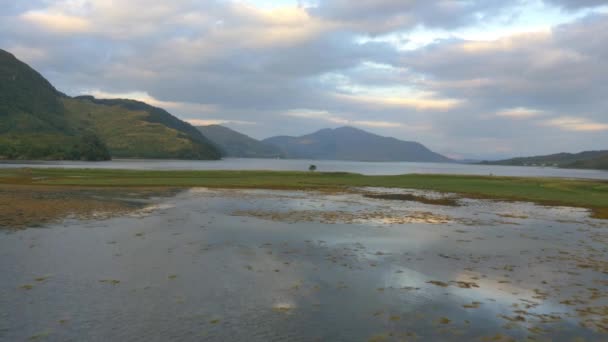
{"left": 543, "top": 0, "right": 608, "bottom": 9}
{"left": 2, "top": 0, "right": 608, "bottom": 158}
{"left": 390, "top": 13, "right": 608, "bottom": 155}
{"left": 262, "top": 33, "right": 400, "bottom": 77}
{"left": 310, "top": 0, "right": 520, "bottom": 33}
{"left": 0, "top": 0, "right": 47, "bottom": 16}
{"left": 401, "top": 13, "right": 608, "bottom": 119}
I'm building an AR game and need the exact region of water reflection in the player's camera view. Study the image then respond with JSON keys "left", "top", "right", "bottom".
{"left": 1, "top": 188, "right": 607, "bottom": 341}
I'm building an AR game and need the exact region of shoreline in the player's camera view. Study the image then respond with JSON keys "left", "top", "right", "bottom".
{"left": 1, "top": 158, "right": 607, "bottom": 182}
{"left": 2, "top": 168, "right": 608, "bottom": 220}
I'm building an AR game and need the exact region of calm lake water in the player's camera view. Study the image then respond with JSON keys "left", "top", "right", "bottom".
{"left": 1, "top": 188, "right": 607, "bottom": 341}
{"left": 1, "top": 158, "right": 608, "bottom": 179}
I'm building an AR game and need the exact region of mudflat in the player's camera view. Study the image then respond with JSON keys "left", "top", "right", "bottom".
{"left": 1, "top": 187, "right": 607, "bottom": 341}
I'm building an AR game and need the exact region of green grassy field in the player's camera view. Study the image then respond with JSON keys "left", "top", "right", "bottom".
{"left": 2, "top": 168, "right": 608, "bottom": 219}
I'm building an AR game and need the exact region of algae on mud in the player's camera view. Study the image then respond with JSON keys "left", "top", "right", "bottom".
{"left": 363, "top": 193, "right": 460, "bottom": 206}
{"left": 0, "top": 184, "right": 177, "bottom": 228}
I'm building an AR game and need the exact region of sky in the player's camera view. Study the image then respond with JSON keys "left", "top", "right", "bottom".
{"left": 1, "top": 0, "right": 608, "bottom": 159}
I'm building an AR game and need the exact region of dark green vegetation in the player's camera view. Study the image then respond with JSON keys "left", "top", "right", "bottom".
{"left": 364, "top": 193, "right": 460, "bottom": 206}
{"left": 263, "top": 126, "right": 451, "bottom": 162}
{"left": 482, "top": 150, "right": 608, "bottom": 170}
{"left": 566, "top": 155, "right": 608, "bottom": 170}
{"left": 0, "top": 49, "right": 220, "bottom": 160}
{"left": 2, "top": 168, "right": 607, "bottom": 219}
{"left": 0, "top": 50, "right": 110, "bottom": 161}
{"left": 196, "top": 125, "right": 283, "bottom": 158}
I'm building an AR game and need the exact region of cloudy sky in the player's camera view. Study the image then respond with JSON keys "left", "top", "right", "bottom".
{"left": 2, "top": 0, "right": 608, "bottom": 159}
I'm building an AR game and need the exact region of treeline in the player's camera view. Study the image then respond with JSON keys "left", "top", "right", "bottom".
{"left": 0, "top": 133, "right": 110, "bottom": 161}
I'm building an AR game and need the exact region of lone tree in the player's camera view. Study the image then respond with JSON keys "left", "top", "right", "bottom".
{"left": 309, "top": 164, "right": 317, "bottom": 172}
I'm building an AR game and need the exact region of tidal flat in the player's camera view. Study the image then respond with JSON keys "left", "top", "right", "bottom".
{"left": 1, "top": 187, "right": 607, "bottom": 341}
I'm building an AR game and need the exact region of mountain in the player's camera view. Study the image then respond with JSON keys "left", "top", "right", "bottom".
{"left": 196, "top": 125, "right": 283, "bottom": 158}
{"left": 565, "top": 155, "right": 608, "bottom": 170}
{"left": 263, "top": 126, "right": 451, "bottom": 162}
{"left": 0, "top": 49, "right": 220, "bottom": 160}
{"left": 0, "top": 49, "right": 110, "bottom": 160}
{"left": 481, "top": 150, "right": 608, "bottom": 170}
{"left": 66, "top": 96, "right": 220, "bottom": 159}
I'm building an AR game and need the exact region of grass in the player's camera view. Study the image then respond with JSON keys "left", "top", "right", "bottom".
{"left": 2, "top": 168, "right": 608, "bottom": 219}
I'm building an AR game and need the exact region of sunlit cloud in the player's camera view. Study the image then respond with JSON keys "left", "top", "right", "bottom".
{"left": 334, "top": 93, "right": 463, "bottom": 111}
{"left": 542, "top": 116, "right": 608, "bottom": 132}
{"left": 496, "top": 107, "right": 545, "bottom": 119}
{"left": 86, "top": 90, "right": 217, "bottom": 115}
{"left": 459, "top": 31, "right": 551, "bottom": 53}
{"left": 285, "top": 109, "right": 347, "bottom": 124}
{"left": 185, "top": 119, "right": 257, "bottom": 126}
{"left": 6, "top": 46, "right": 47, "bottom": 62}
{"left": 21, "top": 11, "right": 91, "bottom": 33}
{"left": 353, "top": 120, "right": 403, "bottom": 128}
{"left": 284, "top": 109, "right": 405, "bottom": 129}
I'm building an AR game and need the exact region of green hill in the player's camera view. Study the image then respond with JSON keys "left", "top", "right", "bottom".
{"left": 67, "top": 97, "right": 221, "bottom": 159}
{"left": 263, "top": 126, "right": 451, "bottom": 162}
{"left": 564, "top": 155, "right": 608, "bottom": 170}
{"left": 197, "top": 125, "right": 283, "bottom": 158}
{"left": 0, "top": 49, "right": 110, "bottom": 160}
{"left": 0, "top": 49, "right": 220, "bottom": 160}
{"left": 481, "top": 150, "right": 608, "bottom": 170}
{"left": 0, "top": 50, "right": 64, "bottom": 132}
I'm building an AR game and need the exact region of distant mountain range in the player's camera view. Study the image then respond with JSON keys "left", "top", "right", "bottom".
{"left": 3, "top": 48, "right": 606, "bottom": 169}
{"left": 0, "top": 48, "right": 446, "bottom": 163}
{"left": 481, "top": 150, "right": 608, "bottom": 170}
{"left": 262, "top": 126, "right": 451, "bottom": 162}
{"left": 196, "top": 125, "right": 283, "bottom": 158}
{"left": 0, "top": 49, "right": 220, "bottom": 160}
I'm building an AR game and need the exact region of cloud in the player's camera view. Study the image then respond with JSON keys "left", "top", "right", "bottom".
{"left": 333, "top": 93, "right": 463, "bottom": 111}
{"left": 21, "top": 11, "right": 91, "bottom": 33}
{"left": 285, "top": 109, "right": 343, "bottom": 121}
{"left": 309, "top": 0, "right": 518, "bottom": 34}
{"left": 6, "top": 45, "right": 47, "bottom": 62}
{"left": 397, "top": 13, "right": 608, "bottom": 153}
{"left": 543, "top": 0, "right": 608, "bottom": 10}
{"left": 185, "top": 119, "right": 257, "bottom": 126}
{"left": 284, "top": 109, "right": 405, "bottom": 129}
{"left": 352, "top": 120, "right": 404, "bottom": 128}
{"left": 2, "top": 0, "right": 608, "bottom": 157}
{"left": 87, "top": 90, "right": 218, "bottom": 115}
{"left": 496, "top": 107, "right": 545, "bottom": 119}
{"left": 542, "top": 117, "right": 608, "bottom": 132}
{"left": 402, "top": 15, "right": 608, "bottom": 115}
